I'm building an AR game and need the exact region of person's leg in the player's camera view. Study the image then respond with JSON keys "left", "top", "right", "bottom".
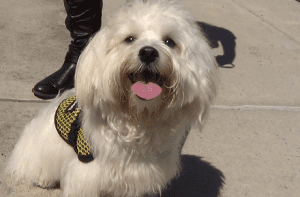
{"left": 32, "top": 0, "right": 103, "bottom": 99}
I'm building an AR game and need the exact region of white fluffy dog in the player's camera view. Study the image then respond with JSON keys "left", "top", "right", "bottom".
{"left": 7, "top": 0, "right": 218, "bottom": 196}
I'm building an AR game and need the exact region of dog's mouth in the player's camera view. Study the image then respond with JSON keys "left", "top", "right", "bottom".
{"left": 128, "top": 70, "right": 163, "bottom": 100}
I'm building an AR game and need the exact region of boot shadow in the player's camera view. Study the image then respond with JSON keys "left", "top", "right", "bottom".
{"left": 197, "top": 22, "right": 236, "bottom": 68}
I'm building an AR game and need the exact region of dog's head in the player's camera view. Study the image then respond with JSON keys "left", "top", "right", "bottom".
{"left": 75, "top": 0, "right": 218, "bottom": 127}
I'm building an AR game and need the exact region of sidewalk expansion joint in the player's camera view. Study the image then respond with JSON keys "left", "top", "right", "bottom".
{"left": 1, "top": 97, "right": 300, "bottom": 111}
{"left": 0, "top": 97, "right": 50, "bottom": 103}
{"left": 212, "top": 105, "right": 300, "bottom": 111}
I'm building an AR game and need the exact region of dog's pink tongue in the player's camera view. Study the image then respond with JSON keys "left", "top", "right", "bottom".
{"left": 131, "top": 82, "right": 162, "bottom": 100}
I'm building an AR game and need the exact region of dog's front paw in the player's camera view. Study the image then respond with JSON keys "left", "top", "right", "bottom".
{"left": 34, "top": 179, "right": 59, "bottom": 189}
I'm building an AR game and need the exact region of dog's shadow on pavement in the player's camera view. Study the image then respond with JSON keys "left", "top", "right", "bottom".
{"left": 197, "top": 22, "right": 236, "bottom": 68}
{"left": 161, "top": 154, "right": 225, "bottom": 197}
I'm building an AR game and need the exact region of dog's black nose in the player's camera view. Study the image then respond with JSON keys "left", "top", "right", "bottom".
{"left": 139, "top": 46, "right": 159, "bottom": 63}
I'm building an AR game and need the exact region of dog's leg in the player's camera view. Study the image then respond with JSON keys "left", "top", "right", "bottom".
{"left": 7, "top": 98, "right": 76, "bottom": 188}
{"left": 60, "top": 159, "right": 102, "bottom": 197}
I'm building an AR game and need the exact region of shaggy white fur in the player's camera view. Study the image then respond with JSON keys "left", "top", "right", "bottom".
{"left": 7, "top": 0, "right": 219, "bottom": 196}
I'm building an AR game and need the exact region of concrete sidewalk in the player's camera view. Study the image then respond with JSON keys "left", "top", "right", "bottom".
{"left": 1, "top": 0, "right": 299, "bottom": 196}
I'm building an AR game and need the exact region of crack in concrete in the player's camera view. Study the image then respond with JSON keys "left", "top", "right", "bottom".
{"left": 230, "top": 0, "right": 300, "bottom": 46}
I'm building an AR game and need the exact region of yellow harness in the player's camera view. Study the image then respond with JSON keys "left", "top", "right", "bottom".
{"left": 55, "top": 96, "right": 94, "bottom": 163}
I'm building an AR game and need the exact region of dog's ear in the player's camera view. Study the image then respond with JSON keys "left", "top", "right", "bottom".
{"left": 75, "top": 27, "right": 110, "bottom": 107}
{"left": 180, "top": 24, "right": 219, "bottom": 126}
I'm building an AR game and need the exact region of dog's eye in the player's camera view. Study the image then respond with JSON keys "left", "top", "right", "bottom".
{"left": 164, "top": 38, "right": 176, "bottom": 48}
{"left": 124, "top": 36, "right": 135, "bottom": 44}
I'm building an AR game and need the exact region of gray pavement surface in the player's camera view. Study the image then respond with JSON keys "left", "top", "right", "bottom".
{"left": 1, "top": 0, "right": 300, "bottom": 196}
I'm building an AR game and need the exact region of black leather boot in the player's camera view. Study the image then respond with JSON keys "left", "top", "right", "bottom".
{"left": 32, "top": 0, "right": 103, "bottom": 99}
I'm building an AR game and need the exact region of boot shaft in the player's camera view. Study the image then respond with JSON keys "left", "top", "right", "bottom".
{"left": 64, "top": 0, "right": 103, "bottom": 63}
